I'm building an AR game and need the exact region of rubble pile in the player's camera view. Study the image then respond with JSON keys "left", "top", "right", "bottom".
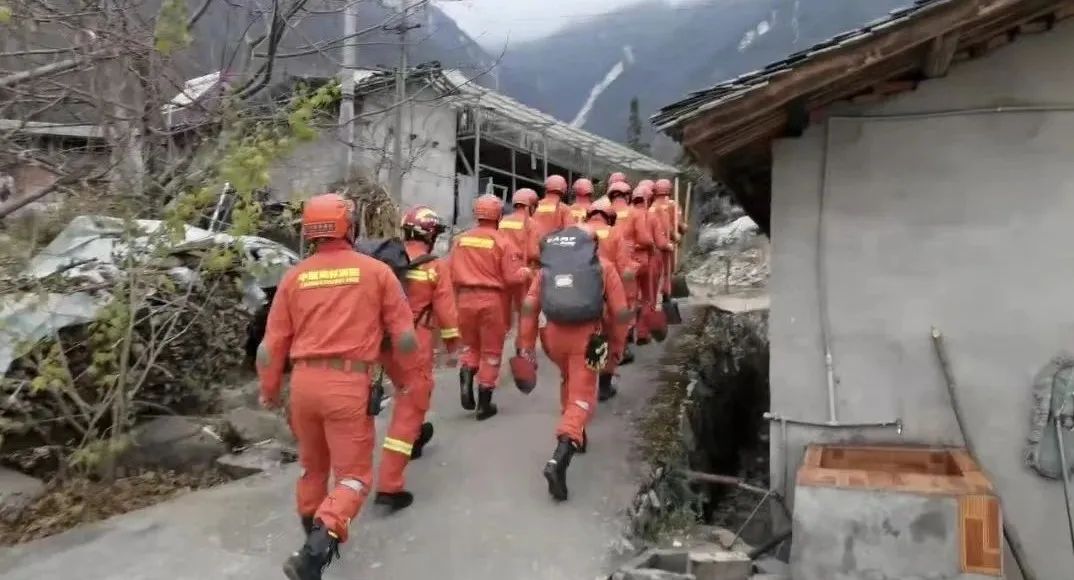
{"left": 687, "top": 216, "right": 768, "bottom": 290}
{"left": 0, "top": 216, "right": 298, "bottom": 472}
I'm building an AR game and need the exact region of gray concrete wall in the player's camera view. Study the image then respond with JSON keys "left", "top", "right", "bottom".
{"left": 269, "top": 88, "right": 458, "bottom": 224}
{"left": 769, "top": 22, "right": 1074, "bottom": 579}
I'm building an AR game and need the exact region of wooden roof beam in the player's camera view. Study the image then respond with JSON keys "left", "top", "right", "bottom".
{"left": 923, "top": 33, "right": 961, "bottom": 78}
{"left": 680, "top": 0, "right": 1041, "bottom": 150}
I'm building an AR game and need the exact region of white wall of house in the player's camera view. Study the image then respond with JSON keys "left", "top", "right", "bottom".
{"left": 269, "top": 85, "right": 458, "bottom": 226}
{"left": 769, "top": 21, "right": 1074, "bottom": 579}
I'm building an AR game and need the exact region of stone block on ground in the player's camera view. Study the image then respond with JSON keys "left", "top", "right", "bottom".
{"left": 617, "top": 549, "right": 696, "bottom": 580}
{"left": 690, "top": 549, "right": 751, "bottom": 580}
{"left": 0, "top": 467, "right": 46, "bottom": 523}
{"left": 126, "top": 416, "right": 228, "bottom": 471}
{"left": 216, "top": 445, "right": 296, "bottom": 479}
{"left": 224, "top": 408, "right": 294, "bottom": 446}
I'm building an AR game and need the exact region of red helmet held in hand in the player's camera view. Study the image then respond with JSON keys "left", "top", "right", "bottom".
{"left": 473, "top": 194, "right": 504, "bottom": 222}
{"left": 302, "top": 193, "right": 355, "bottom": 241}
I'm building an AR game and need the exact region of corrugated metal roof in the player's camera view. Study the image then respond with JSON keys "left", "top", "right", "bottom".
{"left": 651, "top": 0, "right": 953, "bottom": 131}
{"left": 354, "top": 66, "right": 679, "bottom": 174}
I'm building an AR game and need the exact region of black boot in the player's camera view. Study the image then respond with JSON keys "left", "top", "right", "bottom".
{"left": 476, "top": 387, "right": 498, "bottom": 421}
{"left": 459, "top": 367, "right": 476, "bottom": 411}
{"left": 619, "top": 346, "right": 635, "bottom": 366}
{"left": 410, "top": 422, "right": 434, "bottom": 460}
{"left": 300, "top": 515, "right": 315, "bottom": 536}
{"left": 283, "top": 521, "right": 340, "bottom": 580}
{"left": 598, "top": 374, "right": 618, "bottom": 402}
{"left": 374, "top": 491, "right": 415, "bottom": 512}
{"left": 543, "top": 436, "right": 577, "bottom": 501}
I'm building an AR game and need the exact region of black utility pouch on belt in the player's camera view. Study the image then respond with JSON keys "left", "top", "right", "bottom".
{"left": 367, "top": 370, "right": 385, "bottom": 416}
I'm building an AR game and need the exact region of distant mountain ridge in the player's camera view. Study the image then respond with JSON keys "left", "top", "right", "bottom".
{"left": 496, "top": 0, "right": 909, "bottom": 144}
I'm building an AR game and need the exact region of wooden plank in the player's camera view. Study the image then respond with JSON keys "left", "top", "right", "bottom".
{"left": 682, "top": 0, "right": 1052, "bottom": 149}
{"left": 922, "top": 33, "right": 961, "bottom": 77}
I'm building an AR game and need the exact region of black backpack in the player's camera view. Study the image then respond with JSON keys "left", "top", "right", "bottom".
{"left": 539, "top": 226, "right": 605, "bottom": 323}
{"left": 355, "top": 238, "right": 438, "bottom": 292}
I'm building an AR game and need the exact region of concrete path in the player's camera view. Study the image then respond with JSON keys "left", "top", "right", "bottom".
{"left": 0, "top": 331, "right": 677, "bottom": 580}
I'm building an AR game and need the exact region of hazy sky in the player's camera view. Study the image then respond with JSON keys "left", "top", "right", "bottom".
{"left": 439, "top": 0, "right": 667, "bottom": 47}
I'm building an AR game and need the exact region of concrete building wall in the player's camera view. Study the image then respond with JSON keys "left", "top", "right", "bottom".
{"left": 769, "top": 23, "right": 1074, "bottom": 579}
{"left": 270, "top": 88, "right": 458, "bottom": 225}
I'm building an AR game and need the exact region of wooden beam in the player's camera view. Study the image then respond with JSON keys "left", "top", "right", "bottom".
{"left": 922, "top": 34, "right": 960, "bottom": 78}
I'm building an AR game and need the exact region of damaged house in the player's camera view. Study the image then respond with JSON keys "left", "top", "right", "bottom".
{"left": 656, "top": 0, "right": 1074, "bottom": 578}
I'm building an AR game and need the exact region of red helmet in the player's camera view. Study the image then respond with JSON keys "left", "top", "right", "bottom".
{"left": 608, "top": 172, "right": 627, "bottom": 185}
{"left": 511, "top": 188, "right": 539, "bottom": 209}
{"left": 654, "top": 178, "right": 673, "bottom": 196}
{"left": 638, "top": 179, "right": 655, "bottom": 191}
{"left": 473, "top": 194, "right": 504, "bottom": 222}
{"left": 572, "top": 178, "right": 594, "bottom": 199}
{"left": 302, "top": 193, "right": 354, "bottom": 240}
{"left": 632, "top": 184, "right": 652, "bottom": 204}
{"left": 401, "top": 205, "right": 446, "bottom": 238}
{"left": 607, "top": 181, "right": 632, "bottom": 199}
{"left": 586, "top": 196, "right": 616, "bottom": 225}
{"left": 545, "top": 174, "right": 568, "bottom": 194}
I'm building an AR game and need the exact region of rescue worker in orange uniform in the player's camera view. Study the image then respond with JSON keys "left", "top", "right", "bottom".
{"left": 516, "top": 225, "right": 631, "bottom": 501}
{"left": 652, "top": 178, "right": 687, "bottom": 297}
{"left": 374, "top": 206, "right": 460, "bottom": 511}
{"left": 499, "top": 188, "right": 541, "bottom": 324}
{"left": 258, "top": 193, "right": 418, "bottom": 580}
{"left": 532, "top": 174, "right": 573, "bottom": 240}
{"left": 584, "top": 197, "right": 638, "bottom": 401}
{"left": 634, "top": 184, "right": 672, "bottom": 344}
{"left": 608, "top": 180, "right": 652, "bottom": 352}
{"left": 451, "top": 194, "right": 530, "bottom": 420}
{"left": 568, "top": 178, "right": 595, "bottom": 223}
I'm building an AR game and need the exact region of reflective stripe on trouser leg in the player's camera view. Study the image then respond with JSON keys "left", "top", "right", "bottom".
{"left": 555, "top": 352, "right": 598, "bottom": 445}
{"left": 477, "top": 298, "right": 507, "bottom": 387}
{"left": 291, "top": 371, "right": 331, "bottom": 517}
{"left": 311, "top": 377, "right": 375, "bottom": 544}
{"left": 378, "top": 332, "right": 435, "bottom": 493}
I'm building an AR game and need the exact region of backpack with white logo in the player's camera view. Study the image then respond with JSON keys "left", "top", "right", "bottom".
{"left": 539, "top": 226, "right": 604, "bottom": 323}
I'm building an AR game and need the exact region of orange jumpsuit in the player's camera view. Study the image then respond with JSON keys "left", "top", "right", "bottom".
{"left": 258, "top": 239, "right": 415, "bottom": 543}
{"left": 568, "top": 198, "right": 592, "bottom": 224}
{"left": 588, "top": 219, "right": 636, "bottom": 374}
{"left": 611, "top": 198, "right": 653, "bottom": 310}
{"left": 638, "top": 203, "right": 673, "bottom": 340}
{"left": 450, "top": 224, "right": 527, "bottom": 388}
{"left": 377, "top": 241, "right": 459, "bottom": 494}
{"left": 499, "top": 209, "right": 540, "bottom": 321}
{"left": 652, "top": 197, "right": 684, "bottom": 296}
{"left": 518, "top": 260, "right": 630, "bottom": 445}
{"left": 532, "top": 194, "right": 573, "bottom": 241}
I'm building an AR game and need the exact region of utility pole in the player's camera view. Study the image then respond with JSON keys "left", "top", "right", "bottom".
{"left": 388, "top": 0, "right": 419, "bottom": 204}
{"left": 338, "top": 0, "right": 359, "bottom": 175}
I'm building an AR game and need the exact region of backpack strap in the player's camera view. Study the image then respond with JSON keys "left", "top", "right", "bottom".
{"left": 407, "top": 254, "right": 438, "bottom": 270}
